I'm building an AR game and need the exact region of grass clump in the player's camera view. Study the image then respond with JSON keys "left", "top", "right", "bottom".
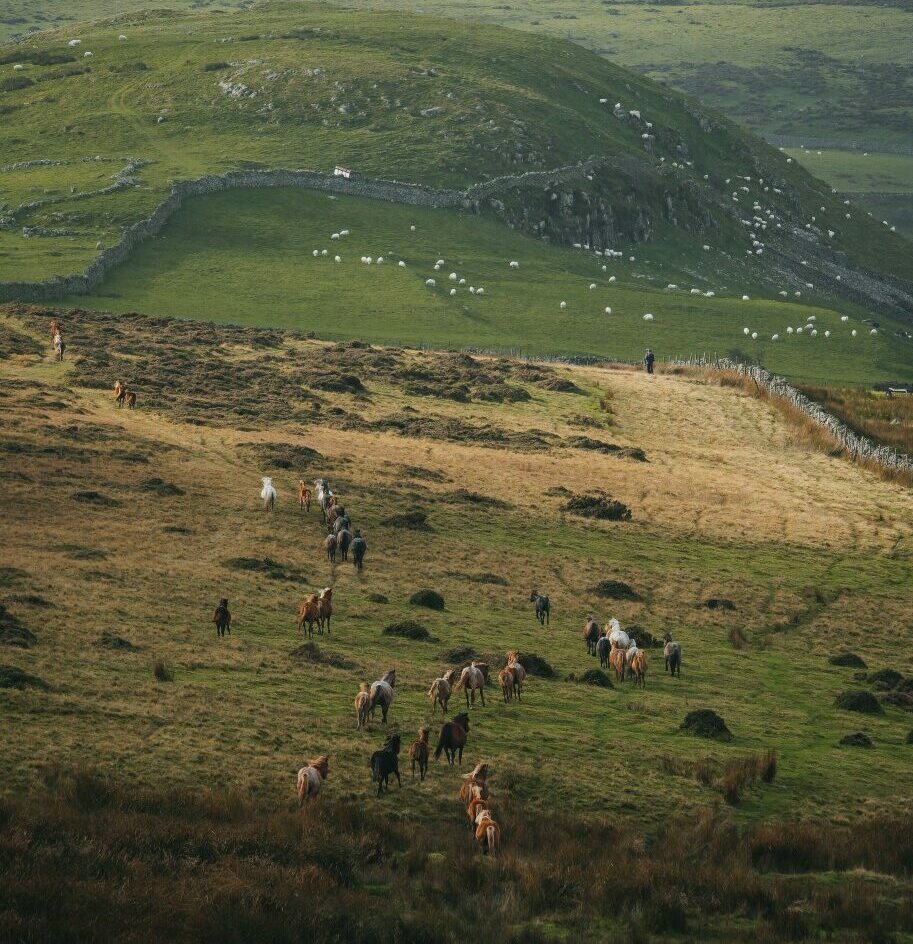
{"left": 223, "top": 557, "right": 306, "bottom": 582}
{"left": 570, "top": 668, "right": 613, "bottom": 688}
{"left": 829, "top": 652, "right": 867, "bottom": 668}
{"left": 840, "top": 732, "right": 873, "bottom": 748}
{"left": 564, "top": 493, "right": 632, "bottom": 521}
{"left": 516, "top": 652, "right": 556, "bottom": 678}
{"left": 835, "top": 690, "right": 883, "bottom": 714}
{"left": 71, "top": 490, "right": 121, "bottom": 507}
{"left": 97, "top": 632, "right": 141, "bottom": 652}
{"left": 380, "top": 510, "right": 430, "bottom": 530}
{"left": 409, "top": 589, "right": 444, "bottom": 610}
{"left": 867, "top": 668, "right": 904, "bottom": 690}
{"left": 383, "top": 620, "right": 432, "bottom": 641}
{"left": 152, "top": 659, "right": 174, "bottom": 683}
{"left": 138, "top": 477, "right": 185, "bottom": 497}
{"left": 289, "top": 642, "right": 355, "bottom": 670}
{"left": 721, "top": 750, "right": 778, "bottom": 804}
{"left": 588, "top": 579, "right": 640, "bottom": 601}
{"left": 681, "top": 709, "right": 732, "bottom": 741}
{"left": 0, "top": 664, "right": 49, "bottom": 689}
{"left": 0, "top": 604, "right": 36, "bottom": 648}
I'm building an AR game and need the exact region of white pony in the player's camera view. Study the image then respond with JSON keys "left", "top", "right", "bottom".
{"left": 296, "top": 755, "right": 329, "bottom": 804}
{"left": 369, "top": 669, "right": 396, "bottom": 723}
{"left": 456, "top": 661, "right": 487, "bottom": 708}
{"left": 260, "top": 476, "right": 277, "bottom": 512}
{"left": 607, "top": 617, "right": 630, "bottom": 649}
{"left": 625, "top": 639, "right": 640, "bottom": 670}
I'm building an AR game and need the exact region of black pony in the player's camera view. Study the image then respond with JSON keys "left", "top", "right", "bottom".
{"left": 370, "top": 733, "right": 402, "bottom": 796}
{"left": 213, "top": 598, "right": 231, "bottom": 638}
{"left": 530, "top": 592, "right": 550, "bottom": 627}
{"left": 434, "top": 712, "right": 470, "bottom": 766}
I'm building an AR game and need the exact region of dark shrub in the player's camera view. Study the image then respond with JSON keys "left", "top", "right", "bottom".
{"left": 202, "top": 61, "right": 231, "bottom": 71}
{"left": 703, "top": 598, "right": 736, "bottom": 610}
{"left": 867, "top": 669, "right": 903, "bottom": 690}
{"left": 840, "top": 732, "right": 873, "bottom": 748}
{"left": 589, "top": 579, "right": 640, "bottom": 600}
{"left": 381, "top": 510, "right": 430, "bottom": 530}
{"left": 153, "top": 660, "right": 174, "bottom": 682}
{"left": 383, "top": 620, "right": 431, "bottom": 641}
{"left": 516, "top": 652, "right": 556, "bottom": 678}
{"left": 139, "top": 477, "right": 185, "bottom": 496}
{"left": 0, "top": 75, "right": 33, "bottom": 91}
{"left": 442, "top": 645, "right": 479, "bottom": 664}
{"left": 98, "top": 632, "right": 141, "bottom": 652}
{"left": 835, "top": 690, "right": 883, "bottom": 715}
{"left": 0, "top": 664, "right": 49, "bottom": 689}
{"left": 829, "top": 652, "right": 867, "bottom": 669}
{"left": 564, "top": 493, "right": 632, "bottom": 521}
{"left": 906, "top": 730, "right": 913, "bottom": 744}
{"left": 681, "top": 709, "right": 732, "bottom": 741}
{"left": 367, "top": 593, "right": 389, "bottom": 604}
{"left": 0, "top": 604, "right": 37, "bottom": 648}
{"left": 409, "top": 589, "right": 444, "bottom": 610}
{"left": 223, "top": 557, "right": 306, "bottom": 582}
{"left": 575, "top": 669, "right": 612, "bottom": 688}
{"left": 289, "top": 643, "right": 355, "bottom": 670}
{"left": 72, "top": 490, "right": 120, "bottom": 507}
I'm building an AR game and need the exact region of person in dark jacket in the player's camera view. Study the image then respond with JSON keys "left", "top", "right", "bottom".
{"left": 351, "top": 530, "right": 367, "bottom": 571}
{"left": 644, "top": 348, "right": 655, "bottom": 375}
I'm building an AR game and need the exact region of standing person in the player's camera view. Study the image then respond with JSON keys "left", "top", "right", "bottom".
{"left": 644, "top": 348, "right": 655, "bottom": 375}
{"left": 351, "top": 530, "right": 367, "bottom": 572}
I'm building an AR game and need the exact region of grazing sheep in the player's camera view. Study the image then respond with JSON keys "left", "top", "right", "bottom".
{"left": 398, "top": 260, "right": 406, "bottom": 267}
{"left": 560, "top": 301, "right": 567, "bottom": 309}
{"left": 509, "top": 260, "right": 519, "bottom": 269}
{"left": 605, "top": 307, "right": 612, "bottom": 314}
{"left": 643, "top": 313, "right": 654, "bottom": 321}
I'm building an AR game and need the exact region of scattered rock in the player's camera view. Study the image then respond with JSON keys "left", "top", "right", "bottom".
{"left": 381, "top": 510, "right": 431, "bottom": 530}
{"left": 564, "top": 493, "right": 631, "bottom": 521}
{"left": 840, "top": 732, "right": 872, "bottom": 748}
{"left": 589, "top": 579, "right": 640, "bottom": 601}
{"left": 383, "top": 620, "right": 431, "bottom": 641}
{"left": 0, "top": 604, "right": 37, "bottom": 648}
{"left": 0, "top": 664, "right": 49, "bottom": 690}
{"left": 834, "top": 690, "right": 883, "bottom": 715}
{"left": 97, "top": 631, "right": 141, "bottom": 652}
{"left": 409, "top": 589, "right": 444, "bottom": 610}
{"left": 681, "top": 709, "right": 732, "bottom": 741}
{"left": 829, "top": 652, "right": 867, "bottom": 669}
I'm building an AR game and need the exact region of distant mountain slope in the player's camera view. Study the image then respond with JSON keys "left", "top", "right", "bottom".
{"left": 0, "top": 2, "right": 911, "bottom": 324}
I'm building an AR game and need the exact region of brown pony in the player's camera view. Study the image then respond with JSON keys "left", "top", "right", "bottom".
{"left": 459, "top": 762, "right": 489, "bottom": 804}
{"left": 409, "top": 726, "right": 430, "bottom": 781}
{"left": 317, "top": 587, "right": 333, "bottom": 634}
{"left": 296, "top": 755, "right": 329, "bottom": 804}
{"left": 609, "top": 640, "right": 627, "bottom": 682}
{"left": 505, "top": 651, "right": 526, "bottom": 700}
{"left": 124, "top": 388, "right": 136, "bottom": 409}
{"left": 630, "top": 649, "right": 648, "bottom": 688}
{"left": 324, "top": 533, "right": 337, "bottom": 563}
{"left": 298, "top": 481, "right": 311, "bottom": 512}
{"left": 474, "top": 809, "right": 501, "bottom": 856}
{"left": 113, "top": 380, "right": 126, "bottom": 407}
{"left": 467, "top": 795, "right": 489, "bottom": 825}
{"left": 49, "top": 319, "right": 60, "bottom": 341}
{"left": 434, "top": 712, "right": 470, "bottom": 766}
{"left": 498, "top": 667, "right": 514, "bottom": 703}
{"left": 297, "top": 593, "right": 320, "bottom": 638}
{"left": 428, "top": 668, "right": 458, "bottom": 716}
{"left": 354, "top": 682, "right": 370, "bottom": 729}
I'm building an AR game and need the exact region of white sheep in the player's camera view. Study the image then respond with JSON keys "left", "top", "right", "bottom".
{"left": 340, "top": 229, "right": 350, "bottom": 236}
{"left": 376, "top": 256, "right": 384, "bottom": 264}
{"left": 786, "top": 327, "right": 794, "bottom": 334}
{"left": 743, "top": 327, "right": 750, "bottom": 336}
{"left": 589, "top": 283, "right": 596, "bottom": 290}
{"left": 691, "top": 288, "right": 701, "bottom": 295}
{"left": 436, "top": 259, "right": 444, "bottom": 266}
{"left": 705, "top": 291, "right": 715, "bottom": 298}
{"left": 797, "top": 327, "right": 804, "bottom": 334}
{"left": 742, "top": 295, "right": 750, "bottom": 301}
{"left": 449, "top": 272, "right": 458, "bottom": 281}
{"left": 609, "top": 276, "right": 616, "bottom": 283}
{"left": 604, "top": 307, "right": 612, "bottom": 314}
{"left": 321, "top": 249, "right": 328, "bottom": 256}
{"left": 702, "top": 244, "right": 710, "bottom": 251}
{"left": 824, "top": 330, "right": 830, "bottom": 338}
{"left": 779, "top": 290, "right": 787, "bottom": 297}
{"left": 643, "top": 313, "right": 654, "bottom": 321}
{"left": 450, "top": 288, "right": 457, "bottom": 296}
{"left": 476, "top": 287, "right": 484, "bottom": 295}
{"left": 410, "top": 225, "right": 416, "bottom": 232}
{"left": 560, "top": 301, "right": 567, "bottom": 309}
{"left": 459, "top": 278, "right": 466, "bottom": 286}
{"left": 84, "top": 51, "right": 93, "bottom": 57}
{"left": 667, "top": 284, "right": 678, "bottom": 290}
{"left": 602, "top": 265, "right": 607, "bottom": 272}
{"left": 434, "top": 263, "right": 441, "bottom": 271}
{"left": 811, "top": 329, "right": 818, "bottom": 337}
{"left": 68, "top": 39, "right": 81, "bottom": 46}
{"left": 334, "top": 255, "right": 341, "bottom": 263}
{"left": 13, "top": 64, "right": 23, "bottom": 70}
{"left": 509, "top": 260, "right": 519, "bottom": 269}
{"left": 398, "top": 260, "right": 406, "bottom": 267}
{"left": 841, "top": 315, "right": 848, "bottom": 322}
{"left": 772, "top": 334, "right": 779, "bottom": 341}
{"left": 852, "top": 330, "right": 857, "bottom": 337}
{"left": 312, "top": 249, "right": 319, "bottom": 257}
{"left": 118, "top": 34, "right": 127, "bottom": 40}
{"left": 870, "top": 328, "right": 878, "bottom": 336}
{"left": 331, "top": 233, "right": 340, "bottom": 240}
{"left": 425, "top": 278, "right": 435, "bottom": 287}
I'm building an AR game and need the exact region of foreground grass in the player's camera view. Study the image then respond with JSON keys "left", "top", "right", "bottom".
{"left": 3, "top": 767, "right": 913, "bottom": 943}
{"left": 55, "top": 188, "right": 913, "bottom": 385}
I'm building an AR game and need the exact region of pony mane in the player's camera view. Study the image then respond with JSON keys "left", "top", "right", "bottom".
{"left": 309, "top": 755, "right": 329, "bottom": 779}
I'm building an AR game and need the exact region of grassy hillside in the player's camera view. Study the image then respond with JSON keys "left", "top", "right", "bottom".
{"left": 57, "top": 187, "right": 913, "bottom": 385}
{"left": 3, "top": 303, "right": 913, "bottom": 815}
{"left": 1, "top": 2, "right": 912, "bottom": 317}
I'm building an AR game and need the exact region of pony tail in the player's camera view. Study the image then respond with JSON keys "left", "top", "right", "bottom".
{"left": 487, "top": 824, "right": 496, "bottom": 854}
{"left": 434, "top": 731, "right": 445, "bottom": 760}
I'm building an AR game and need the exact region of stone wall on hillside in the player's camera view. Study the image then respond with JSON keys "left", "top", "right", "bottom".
{"left": 0, "top": 160, "right": 603, "bottom": 303}
{"left": 668, "top": 355, "right": 913, "bottom": 475}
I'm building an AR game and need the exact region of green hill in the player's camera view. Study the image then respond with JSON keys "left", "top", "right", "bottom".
{"left": 1, "top": 4, "right": 912, "bottom": 325}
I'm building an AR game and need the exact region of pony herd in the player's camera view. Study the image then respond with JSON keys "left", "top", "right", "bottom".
{"left": 296, "top": 587, "right": 333, "bottom": 638}
{"left": 314, "top": 478, "right": 367, "bottom": 571}
{"left": 585, "top": 617, "right": 682, "bottom": 687}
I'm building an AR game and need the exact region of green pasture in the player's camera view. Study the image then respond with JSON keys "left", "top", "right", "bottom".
{"left": 55, "top": 187, "right": 913, "bottom": 384}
